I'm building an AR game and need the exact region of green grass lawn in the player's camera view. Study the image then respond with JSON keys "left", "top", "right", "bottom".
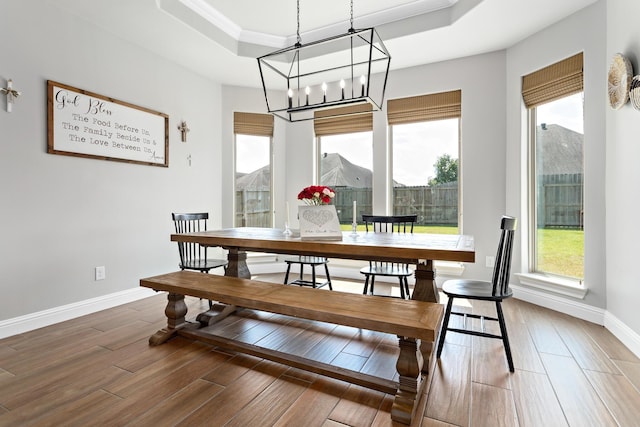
{"left": 342, "top": 224, "right": 584, "bottom": 279}
{"left": 340, "top": 224, "right": 458, "bottom": 234}
{"left": 536, "top": 228, "right": 584, "bottom": 279}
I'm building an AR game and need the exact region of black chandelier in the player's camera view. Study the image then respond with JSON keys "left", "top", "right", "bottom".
{"left": 257, "top": 0, "right": 391, "bottom": 122}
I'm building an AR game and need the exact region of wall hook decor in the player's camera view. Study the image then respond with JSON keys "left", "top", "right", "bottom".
{"left": 0, "top": 79, "right": 21, "bottom": 112}
{"left": 177, "top": 120, "right": 190, "bottom": 142}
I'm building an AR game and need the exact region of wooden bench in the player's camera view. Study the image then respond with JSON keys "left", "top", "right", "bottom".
{"left": 140, "top": 270, "right": 443, "bottom": 425}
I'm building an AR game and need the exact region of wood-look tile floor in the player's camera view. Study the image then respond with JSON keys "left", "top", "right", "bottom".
{"left": 1, "top": 273, "right": 639, "bottom": 426}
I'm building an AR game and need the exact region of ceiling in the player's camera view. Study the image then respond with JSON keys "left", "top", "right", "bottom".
{"left": 47, "top": 0, "right": 597, "bottom": 88}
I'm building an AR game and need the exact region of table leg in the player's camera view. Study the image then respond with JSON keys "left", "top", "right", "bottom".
{"left": 411, "top": 260, "right": 439, "bottom": 303}
{"left": 411, "top": 260, "right": 440, "bottom": 374}
{"left": 391, "top": 336, "right": 424, "bottom": 425}
{"left": 149, "top": 292, "right": 190, "bottom": 345}
{"left": 225, "top": 247, "right": 251, "bottom": 279}
{"left": 195, "top": 247, "right": 249, "bottom": 326}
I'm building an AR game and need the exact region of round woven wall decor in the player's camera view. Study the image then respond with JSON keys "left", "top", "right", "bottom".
{"left": 608, "top": 53, "right": 633, "bottom": 110}
{"left": 630, "top": 75, "right": 640, "bottom": 111}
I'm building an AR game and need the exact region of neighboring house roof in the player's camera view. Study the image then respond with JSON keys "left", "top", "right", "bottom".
{"left": 236, "top": 153, "right": 374, "bottom": 191}
{"left": 235, "top": 125, "right": 583, "bottom": 192}
{"left": 319, "top": 153, "right": 372, "bottom": 189}
{"left": 235, "top": 164, "right": 270, "bottom": 191}
{"left": 536, "top": 124, "right": 583, "bottom": 175}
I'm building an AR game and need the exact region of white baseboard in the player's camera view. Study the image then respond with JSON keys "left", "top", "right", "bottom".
{"left": 604, "top": 311, "right": 640, "bottom": 359}
{"left": 0, "top": 287, "right": 156, "bottom": 339}
{"left": 509, "top": 284, "right": 640, "bottom": 359}
{"left": 511, "top": 284, "right": 606, "bottom": 325}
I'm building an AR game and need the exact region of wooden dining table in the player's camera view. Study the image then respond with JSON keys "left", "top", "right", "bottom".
{"left": 167, "top": 227, "right": 475, "bottom": 421}
{"left": 171, "top": 226, "right": 475, "bottom": 306}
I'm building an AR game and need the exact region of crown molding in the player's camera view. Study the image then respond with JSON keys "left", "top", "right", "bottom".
{"left": 162, "top": 0, "right": 473, "bottom": 55}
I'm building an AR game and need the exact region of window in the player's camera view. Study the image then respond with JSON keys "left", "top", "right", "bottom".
{"left": 315, "top": 105, "right": 373, "bottom": 224}
{"left": 388, "top": 90, "right": 461, "bottom": 234}
{"left": 234, "top": 112, "right": 274, "bottom": 227}
{"left": 523, "top": 53, "right": 584, "bottom": 281}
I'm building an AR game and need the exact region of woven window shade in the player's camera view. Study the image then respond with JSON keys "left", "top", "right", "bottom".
{"left": 387, "top": 90, "right": 461, "bottom": 126}
{"left": 522, "top": 52, "right": 583, "bottom": 108}
{"left": 234, "top": 112, "right": 274, "bottom": 137}
{"left": 314, "top": 104, "right": 373, "bottom": 137}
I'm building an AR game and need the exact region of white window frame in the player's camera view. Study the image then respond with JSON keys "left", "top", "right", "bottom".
{"left": 233, "top": 132, "right": 274, "bottom": 228}
{"left": 388, "top": 118, "right": 462, "bottom": 233}
{"left": 516, "top": 99, "right": 587, "bottom": 299}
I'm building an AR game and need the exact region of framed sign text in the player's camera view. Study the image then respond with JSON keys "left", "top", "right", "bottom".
{"left": 47, "top": 80, "right": 169, "bottom": 167}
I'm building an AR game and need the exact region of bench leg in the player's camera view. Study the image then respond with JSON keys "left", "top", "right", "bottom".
{"left": 391, "top": 337, "right": 424, "bottom": 425}
{"left": 149, "top": 292, "right": 189, "bottom": 346}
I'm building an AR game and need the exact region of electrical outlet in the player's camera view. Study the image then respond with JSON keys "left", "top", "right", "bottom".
{"left": 95, "top": 266, "right": 106, "bottom": 281}
{"left": 485, "top": 256, "right": 495, "bottom": 268}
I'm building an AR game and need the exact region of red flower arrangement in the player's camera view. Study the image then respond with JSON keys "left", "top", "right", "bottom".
{"left": 297, "top": 185, "right": 335, "bottom": 205}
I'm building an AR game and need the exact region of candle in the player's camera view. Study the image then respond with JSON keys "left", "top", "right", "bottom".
{"left": 353, "top": 200, "right": 357, "bottom": 222}
{"left": 340, "top": 79, "right": 345, "bottom": 99}
{"left": 322, "top": 82, "right": 327, "bottom": 102}
{"left": 286, "top": 201, "right": 290, "bottom": 225}
{"left": 360, "top": 75, "right": 366, "bottom": 97}
{"left": 305, "top": 86, "right": 310, "bottom": 105}
{"left": 287, "top": 88, "right": 293, "bottom": 108}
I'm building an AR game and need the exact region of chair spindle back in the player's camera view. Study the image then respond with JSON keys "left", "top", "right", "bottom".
{"left": 172, "top": 212, "right": 209, "bottom": 267}
{"left": 362, "top": 215, "right": 417, "bottom": 234}
{"left": 491, "top": 216, "right": 517, "bottom": 297}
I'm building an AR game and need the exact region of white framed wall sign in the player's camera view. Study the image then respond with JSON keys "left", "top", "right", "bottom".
{"left": 47, "top": 80, "right": 169, "bottom": 167}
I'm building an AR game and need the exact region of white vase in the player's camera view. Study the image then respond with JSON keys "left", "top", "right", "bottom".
{"left": 298, "top": 205, "right": 342, "bottom": 241}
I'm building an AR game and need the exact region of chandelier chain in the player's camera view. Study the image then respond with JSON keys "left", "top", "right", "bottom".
{"left": 296, "top": 0, "right": 302, "bottom": 46}
{"left": 296, "top": 0, "right": 354, "bottom": 42}
{"left": 350, "top": 0, "right": 354, "bottom": 30}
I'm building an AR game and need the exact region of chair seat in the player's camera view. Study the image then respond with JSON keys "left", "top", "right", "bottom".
{"left": 360, "top": 265, "right": 413, "bottom": 277}
{"left": 180, "top": 259, "right": 228, "bottom": 271}
{"left": 284, "top": 256, "right": 328, "bottom": 266}
{"left": 442, "top": 279, "right": 513, "bottom": 301}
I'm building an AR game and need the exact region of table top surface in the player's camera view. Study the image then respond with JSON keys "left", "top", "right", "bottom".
{"left": 171, "top": 227, "right": 475, "bottom": 263}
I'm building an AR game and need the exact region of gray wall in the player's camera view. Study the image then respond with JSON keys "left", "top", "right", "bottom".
{"left": 606, "top": 0, "right": 640, "bottom": 334}
{"left": 0, "top": 0, "right": 223, "bottom": 320}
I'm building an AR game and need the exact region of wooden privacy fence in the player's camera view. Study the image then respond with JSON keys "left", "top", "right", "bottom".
{"left": 235, "top": 189, "right": 272, "bottom": 227}
{"left": 333, "top": 185, "right": 459, "bottom": 225}
{"left": 236, "top": 175, "right": 584, "bottom": 229}
{"left": 538, "top": 173, "right": 583, "bottom": 229}
{"left": 235, "top": 185, "right": 458, "bottom": 226}
{"left": 392, "top": 184, "right": 458, "bottom": 225}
